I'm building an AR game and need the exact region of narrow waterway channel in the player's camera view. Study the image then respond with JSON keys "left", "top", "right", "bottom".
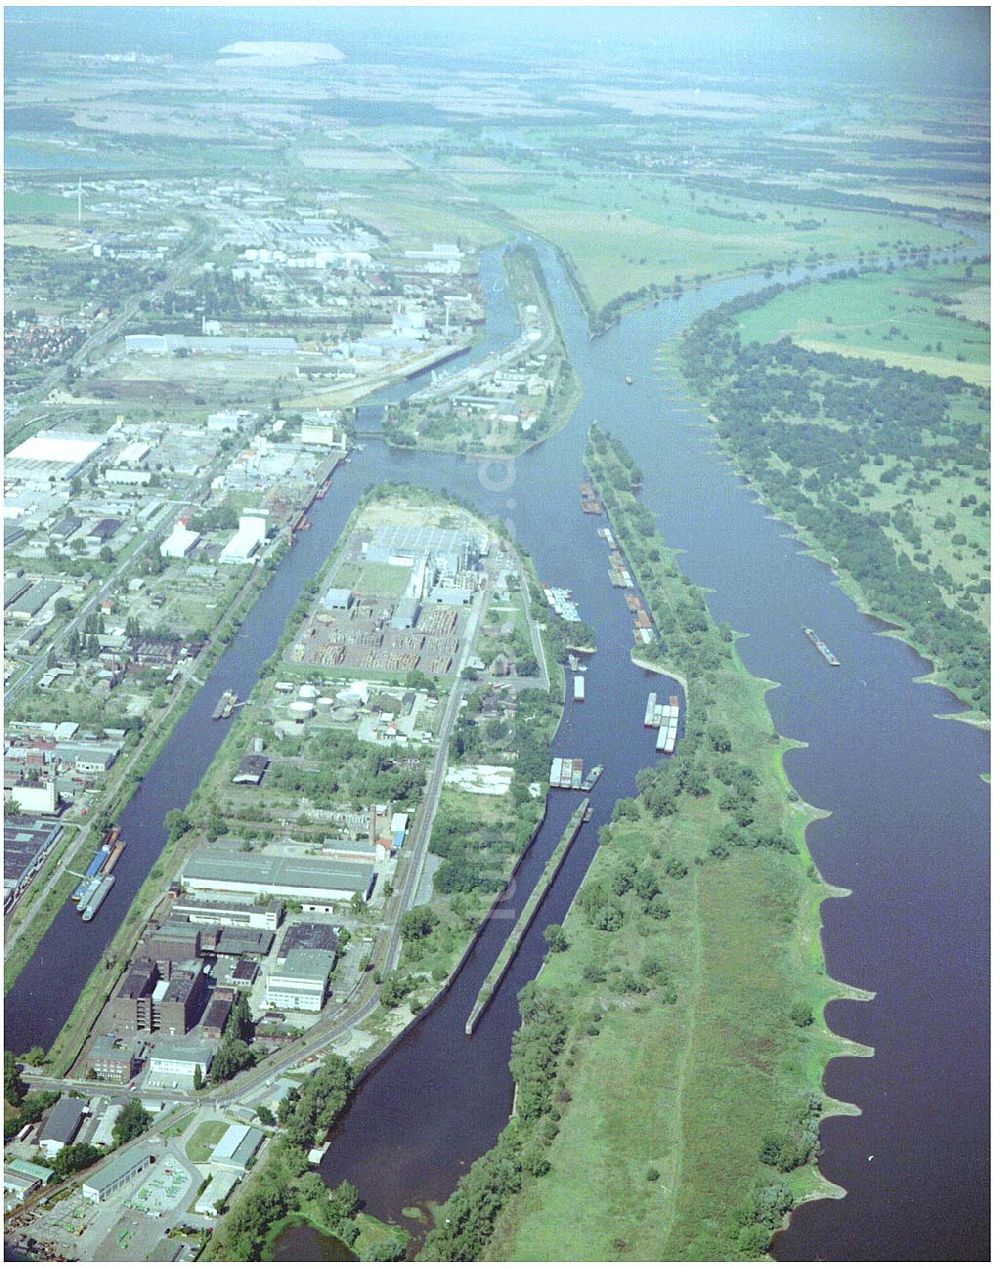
{"left": 6, "top": 226, "right": 988, "bottom": 1262}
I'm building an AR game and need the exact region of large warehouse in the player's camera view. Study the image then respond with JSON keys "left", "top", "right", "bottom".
{"left": 180, "top": 851, "right": 374, "bottom": 903}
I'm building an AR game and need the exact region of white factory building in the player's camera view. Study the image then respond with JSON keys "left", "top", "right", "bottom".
{"left": 220, "top": 512, "right": 268, "bottom": 564}
{"left": 180, "top": 851, "right": 374, "bottom": 903}
{"left": 160, "top": 521, "right": 201, "bottom": 559}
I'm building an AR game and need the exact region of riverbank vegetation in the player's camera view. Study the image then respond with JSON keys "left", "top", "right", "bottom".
{"left": 421, "top": 430, "right": 868, "bottom": 1260}
{"left": 207, "top": 1051, "right": 404, "bottom": 1262}
{"left": 676, "top": 264, "right": 989, "bottom": 717}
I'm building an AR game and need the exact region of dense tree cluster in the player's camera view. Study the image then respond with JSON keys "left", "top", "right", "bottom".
{"left": 678, "top": 276, "right": 989, "bottom": 712}
{"left": 112, "top": 1099, "right": 152, "bottom": 1147}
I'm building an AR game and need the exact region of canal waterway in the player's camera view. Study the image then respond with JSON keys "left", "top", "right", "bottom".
{"left": 6, "top": 226, "right": 988, "bottom": 1261}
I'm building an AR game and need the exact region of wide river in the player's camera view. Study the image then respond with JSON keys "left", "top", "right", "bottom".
{"left": 6, "top": 235, "right": 988, "bottom": 1261}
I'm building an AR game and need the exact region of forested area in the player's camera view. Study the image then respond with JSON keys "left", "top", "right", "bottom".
{"left": 678, "top": 275, "right": 990, "bottom": 714}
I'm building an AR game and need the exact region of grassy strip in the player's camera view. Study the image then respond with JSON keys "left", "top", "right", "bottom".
{"left": 422, "top": 429, "right": 870, "bottom": 1261}
{"left": 466, "top": 796, "right": 589, "bottom": 1035}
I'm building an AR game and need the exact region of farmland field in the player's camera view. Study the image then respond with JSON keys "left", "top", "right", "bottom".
{"left": 735, "top": 262, "right": 990, "bottom": 385}
{"left": 455, "top": 170, "right": 972, "bottom": 321}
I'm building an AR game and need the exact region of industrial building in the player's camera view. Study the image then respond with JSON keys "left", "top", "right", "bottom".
{"left": 6, "top": 433, "right": 105, "bottom": 483}
{"left": 88, "top": 1035, "right": 143, "bottom": 1084}
{"left": 169, "top": 896, "right": 283, "bottom": 930}
{"left": 160, "top": 521, "right": 201, "bottom": 559}
{"left": 180, "top": 851, "right": 374, "bottom": 903}
{"left": 364, "top": 523, "right": 480, "bottom": 576}
{"left": 140, "top": 921, "right": 204, "bottom": 967}
{"left": 7, "top": 581, "right": 61, "bottom": 622}
{"left": 112, "top": 958, "right": 209, "bottom": 1036}
{"left": 4, "top": 1160, "right": 54, "bottom": 1203}
{"left": 4, "top": 815, "right": 62, "bottom": 907}
{"left": 276, "top": 921, "right": 340, "bottom": 963}
{"left": 124, "top": 334, "right": 297, "bottom": 354}
{"left": 232, "top": 754, "right": 269, "bottom": 785}
{"left": 200, "top": 989, "right": 235, "bottom": 1039}
{"left": 322, "top": 587, "right": 354, "bottom": 610}
{"left": 262, "top": 948, "right": 335, "bottom": 1012}
{"left": 81, "top": 1146, "right": 152, "bottom": 1203}
{"left": 220, "top": 512, "right": 268, "bottom": 564}
{"left": 147, "top": 1039, "right": 215, "bottom": 1088}
{"left": 195, "top": 1171, "right": 238, "bottom": 1215}
{"left": 39, "top": 1097, "right": 86, "bottom": 1159}
{"left": 208, "top": 1125, "right": 265, "bottom": 1173}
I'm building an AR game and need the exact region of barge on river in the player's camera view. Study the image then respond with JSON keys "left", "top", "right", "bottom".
{"left": 213, "top": 689, "right": 238, "bottom": 720}
{"left": 81, "top": 875, "right": 115, "bottom": 921}
{"left": 803, "top": 626, "right": 840, "bottom": 666}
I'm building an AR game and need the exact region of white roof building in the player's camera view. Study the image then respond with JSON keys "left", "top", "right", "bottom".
{"left": 160, "top": 522, "right": 201, "bottom": 559}
{"left": 220, "top": 514, "right": 267, "bottom": 565}
{"left": 7, "top": 435, "right": 104, "bottom": 465}
{"left": 263, "top": 948, "right": 334, "bottom": 1013}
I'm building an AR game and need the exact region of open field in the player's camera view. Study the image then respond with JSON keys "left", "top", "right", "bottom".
{"left": 456, "top": 170, "right": 971, "bottom": 321}
{"left": 185, "top": 1119, "right": 230, "bottom": 1164}
{"left": 736, "top": 262, "right": 990, "bottom": 385}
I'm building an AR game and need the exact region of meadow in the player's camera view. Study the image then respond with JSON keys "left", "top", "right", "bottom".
{"left": 735, "top": 262, "right": 990, "bottom": 385}
{"left": 456, "top": 169, "right": 971, "bottom": 324}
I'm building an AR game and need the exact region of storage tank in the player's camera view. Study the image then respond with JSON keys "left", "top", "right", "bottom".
{"left": 317, "top": 696, "right": 335, "bottom": 713}
{"left": 298, "top": 684, "right": 320, "bottom": 701}
{"left": 289, "top": 700, "right": 315, "bottom": 718}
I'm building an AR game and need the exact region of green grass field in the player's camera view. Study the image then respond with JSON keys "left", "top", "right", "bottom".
{"left": 736, "top": 263, "right": 990, "bottom": 385}
{"left": 458, "top": 171, "right": 970, "bottom": 319}
{"left": 185, "top": 1119, "right": 230, "bottom": 1163}
{"left": 5, "top": 189, "right": 80, "bottom": 219}
{"left": 355, "top": 562, "right": 413, "bottom": 597}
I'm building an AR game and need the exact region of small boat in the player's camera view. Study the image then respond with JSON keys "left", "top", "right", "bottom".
{"left": 625, "top": 374, "right": 633, "bottom": 385}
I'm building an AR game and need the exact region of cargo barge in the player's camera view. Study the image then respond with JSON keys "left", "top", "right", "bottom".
{"left": 549, "top": 757, "right": 584, "bottom": 790}
{"left": 212, "top": 689, "right": 238, "bottom": 720}
{"left": 573, "top": 675, "right": 586, "bottom": 703}
{"left": 803, "top": 626, "right": 840, "bottom": 666}
{"left": 81, "top": 875, "right": 115, "bottom": 921}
